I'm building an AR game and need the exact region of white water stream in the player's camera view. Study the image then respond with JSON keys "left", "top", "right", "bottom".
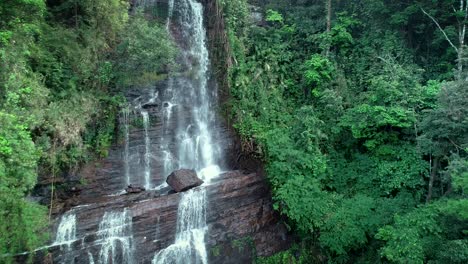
{"left": 152, "top": 188, "right": 208, "bottom": 264}
{"left": 97, "top": 209, "right": 134, "bottom": 264}
{"left": 123, "top": 107, "right": 131, "bottom": 187}
{"left": 54, "top": 211, "right": 77, "bottom": 247}
{"left": 141, "top": 110, "right": 153, "bottom": 189}
{"left": 151, "top": 0, "right": 220, "bottom": 263}
{"left": 167, "top": 0, "right": 175, "bottom": 29}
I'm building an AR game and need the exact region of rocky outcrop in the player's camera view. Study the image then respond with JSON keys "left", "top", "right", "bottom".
{"left": 166, "top": 169, "right": 204, "bottom": 192}
{"left": 203, "top": 0, "right": 232, "bottom": 105}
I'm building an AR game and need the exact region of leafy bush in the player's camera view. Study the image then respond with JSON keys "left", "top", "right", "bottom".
{"left": 0, "top": 112, "right": 48, "bottom": 259}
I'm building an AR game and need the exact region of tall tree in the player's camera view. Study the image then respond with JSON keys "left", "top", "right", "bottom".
{"left": 422, "top": 0, "right": 468, "bottom": 80}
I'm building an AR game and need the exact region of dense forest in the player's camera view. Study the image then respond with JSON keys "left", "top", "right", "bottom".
{"left": 222, "top": 0, "right": 468, "bottom": 263}
{"left": 0, "top": 0, "right": 467, "bottom": 263}
{"left": 0, "top": 0, "right": 176, "bottom": 260}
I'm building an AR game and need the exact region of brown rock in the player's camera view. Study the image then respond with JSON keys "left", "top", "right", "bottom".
{"left": 166, "top": 169, "right": 204, "bottom": 192}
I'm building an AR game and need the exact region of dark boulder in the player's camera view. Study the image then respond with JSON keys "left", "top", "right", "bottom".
{"left": 142, "top": 101, "right": 159, "bottom": 109}
{"left": 166, "top": 169, "right": 204, "bottom": 192}
{"left": 125, "top": 184, "right": 146, "bottom": 194}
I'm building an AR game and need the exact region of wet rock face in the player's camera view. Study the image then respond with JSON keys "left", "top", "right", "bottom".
{"left": 25, "top": 171, "right": 291, "bottom": 264}
{"left": 166, "top": 169, "right": 204, "bottom": 192}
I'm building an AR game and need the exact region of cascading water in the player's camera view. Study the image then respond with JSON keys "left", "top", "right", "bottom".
{"left": 123, "top": 107, "right": 131, "bottom": 186}
{"left": 141, "top": 110, "right": 152, "bottom": 190}
{"left": 96, "top": 209, "right": 134, "bottom": 264}
{"left": 174, "top": 0, "right": 220, "bottom": 180}
{"left": 162, "top": 150, "right": 174, "bottom": 181}
{"left": 167, "top": 0, "right": 175, "bottom": 28}
{"left": 152, "top": 0, "right": 221, "bottom": 262}
{"left": 55, "top": 212, "right": 77, "bottom": 247}
{"left": 88, "top": 252, "right": 95, "bottom": 264}
{"left": 161, "top": 78, "right": 176, "bottom": 180}
{"left": 54, "top": 211, "right": 77, "bottom": 263}
{"left": 152, "top": 189, "right": 208, "bottom": 264}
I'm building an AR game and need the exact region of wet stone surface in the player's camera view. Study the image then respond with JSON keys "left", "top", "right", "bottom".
{"left": 23, "top": 171, "right": 290, "bottom": 264}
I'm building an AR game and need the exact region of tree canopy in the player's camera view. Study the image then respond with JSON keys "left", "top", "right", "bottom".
{"left": 224, "top": 0, "right": 468, "bottom": 263}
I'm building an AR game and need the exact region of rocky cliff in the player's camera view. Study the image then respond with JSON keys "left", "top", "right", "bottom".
{"left": 21, "top": 1, "right": 291, "bottom": 263}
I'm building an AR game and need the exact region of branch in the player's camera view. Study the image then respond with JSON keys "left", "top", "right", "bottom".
{"left": 421, "top": 8, "right": 459, "bottom": 53}
{"left": 448, "top": 137, "right": 463, "bottom": 152}
{"left": 463, "top": 0, "right": 468, "bottom": 42}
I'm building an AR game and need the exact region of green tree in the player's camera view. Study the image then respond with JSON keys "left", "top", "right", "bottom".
{"left": 419, "top": 80, "right": 468, "bottom": 202}
{"left": 114, "top": 11, "right": 177, "bottom": 86}
{"left": 0, "top": 112, "right": 48, "bottom": 259}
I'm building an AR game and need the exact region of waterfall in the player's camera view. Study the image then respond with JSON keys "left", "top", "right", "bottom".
{"left": 141, "top": 110, "right": 152, "bottom": 190}
{"left": 152, "top": 189, "right": 207, "bottom": 264}
{"left": 162, "top": 150, "right": 174, "bottom": 180}
{"left": 175, "top": 0, "right": 220, "bottom": 180}
{"left": 54, "top": 211, "right": 77, "bottom": 263}
{"left": 167, "top": 0, "right": 175, "bottom": 28}
{"left": 54, "top": 212, "right": 77, "bottom": 247}
{"left": 123, "top": 107, "right": 131, "bottom": 186}
{"left": 47, "top": 0, "right": 226, "bottom": 262}
{"left": 161, "top": 78, "right": 176, "bottom": 179}
{"left": 88, "top": 252, "right": 95, "bottom": 264}
{"left": 97, "top": 209, "right": 134, "bottom": 264}
{"left": 153, "top": 0, "right": 221, "bottom": 263}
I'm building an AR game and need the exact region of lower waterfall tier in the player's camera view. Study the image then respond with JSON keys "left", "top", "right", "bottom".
{"left": 23, "top": 171, "right": 291, "bottom": 263}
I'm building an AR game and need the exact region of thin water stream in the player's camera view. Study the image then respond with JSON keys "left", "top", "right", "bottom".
{"left": 152, "top": 188, "right": 208, "bottom": 264}
{"left": 141, "top": 110, "right": 152, "bottom": 190}
{"left": 54, "top": 211, "right": 77, "bottom": 247}
{"left": 97, "top": 209, "right": 134, "bottom": 264}
{"left": 123, "top": 107, "right": 131, "bottom": 187}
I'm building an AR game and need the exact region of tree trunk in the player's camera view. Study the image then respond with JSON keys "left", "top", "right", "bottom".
{"left": 326, "top": 0, "right": 332, "bottom": 33}
{"left": 458, "top": 47, "right": 463, "bottom": 80}
{"left": 421, "top": 5, "right": 467, "bottom": 79}
{"left": 75, "top": 1, "right": 79, "bottom": 30}
{"left": 325, "top": 0, "right": 332, "bottom": 56}
{"left": 426, "top": 156, "right": 439, "bottom": 204}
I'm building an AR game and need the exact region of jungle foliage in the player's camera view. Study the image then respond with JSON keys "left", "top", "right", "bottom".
{"left": 222, "top": 0, "right": 468, "bottom": 263}
{"left": 0, "top": 0, "right": 175, "bottom": 260}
